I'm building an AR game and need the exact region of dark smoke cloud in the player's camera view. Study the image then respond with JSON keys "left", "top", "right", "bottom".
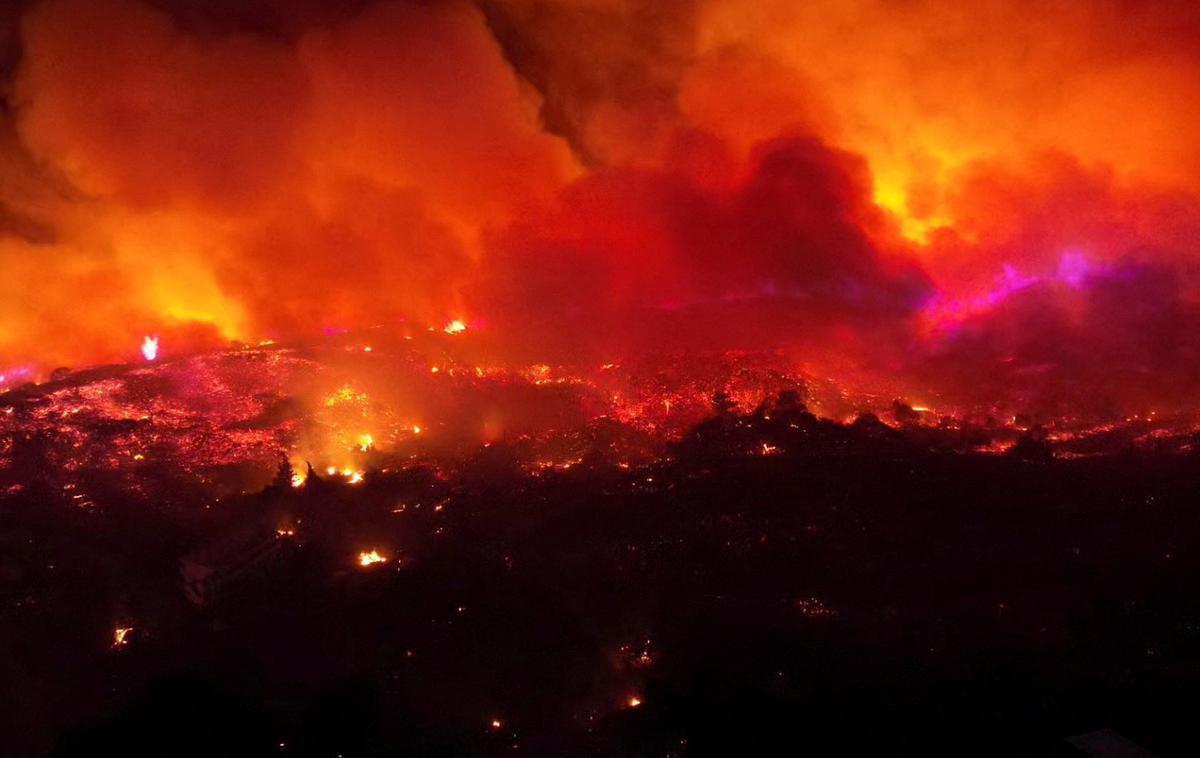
{"left": 472, "top": 133, "right": 931, "bottom": 360}
{"left": 479, "top": 0, "right": 699, "bottom": 164}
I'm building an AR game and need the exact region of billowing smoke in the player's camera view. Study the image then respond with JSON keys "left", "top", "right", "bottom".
{"left": 3, "top": 0, "right": 1200, "bottom": 413}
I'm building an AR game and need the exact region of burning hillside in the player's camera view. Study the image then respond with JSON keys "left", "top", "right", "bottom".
{"left": 5, "top": 334, "right": 1200, "bottom": 509}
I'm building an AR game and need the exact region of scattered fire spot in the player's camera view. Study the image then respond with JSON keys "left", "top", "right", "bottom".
{"left": 794, "top": 597, "right": 836, "bottom": 619}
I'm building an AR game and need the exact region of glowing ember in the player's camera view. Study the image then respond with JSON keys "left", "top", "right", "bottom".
{"left": 358, "top": 550, "right": 387, "bottom": 567}
{"left": 140, "top": 336, "right": 159, "bottom": 362}
{"left": 795, "top": 597, "right": 836, "bottom": 619}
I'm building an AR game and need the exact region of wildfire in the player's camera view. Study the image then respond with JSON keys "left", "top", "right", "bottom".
{"left": 357, "top": 433, "right": 374, "bottom": 452}
{"left": 358, "top": 550, "right": 387, "bottom": 567}
{"left": 325, "top": 466, "right": 364, "bottom": 484}
{"left": 0, "top": 0, "right": 1195, "bottom": 427}
{"left": 140, "top": 336, "right": 159, "bottom": 362}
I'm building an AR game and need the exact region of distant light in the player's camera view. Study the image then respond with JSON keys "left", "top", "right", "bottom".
{"left": 490, "top": 719, "right": 503, "bottom": 730}
{"left": 1058, "top": 249, "right": 1090, "bottom": 288}
{"left": 627, "top": 696, "right": 642, "bottom": 708}
{"left": 141, "top": 336, "right": 159, "bottom": 362}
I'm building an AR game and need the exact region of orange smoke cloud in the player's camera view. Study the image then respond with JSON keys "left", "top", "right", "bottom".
{"left": 2, "top": 0, "right": 1200, "bottom": 412}
{"left": 2, "top": 0, "right": 577, "bottom": 367}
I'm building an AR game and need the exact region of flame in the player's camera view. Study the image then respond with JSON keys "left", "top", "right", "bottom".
{"left": 358, "top": 549, "right": 387, "bottom": 567}
{"left": 140, "top": 336, "right": 158, "bottom": 362}
{"left": 444, "top": 319, "right": 467, "bottom": 335}
{"left": 112, "top": 626, "right": 132, "bottom": 647}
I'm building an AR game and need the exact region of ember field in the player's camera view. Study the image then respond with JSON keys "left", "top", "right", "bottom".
{"left": 4, "top": 350, "right": 1200, "bottom": 756}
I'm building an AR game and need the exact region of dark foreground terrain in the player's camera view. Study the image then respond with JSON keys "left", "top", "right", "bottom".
{"left": 4, "top": 400, "right": 1200, "bottom": 756}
